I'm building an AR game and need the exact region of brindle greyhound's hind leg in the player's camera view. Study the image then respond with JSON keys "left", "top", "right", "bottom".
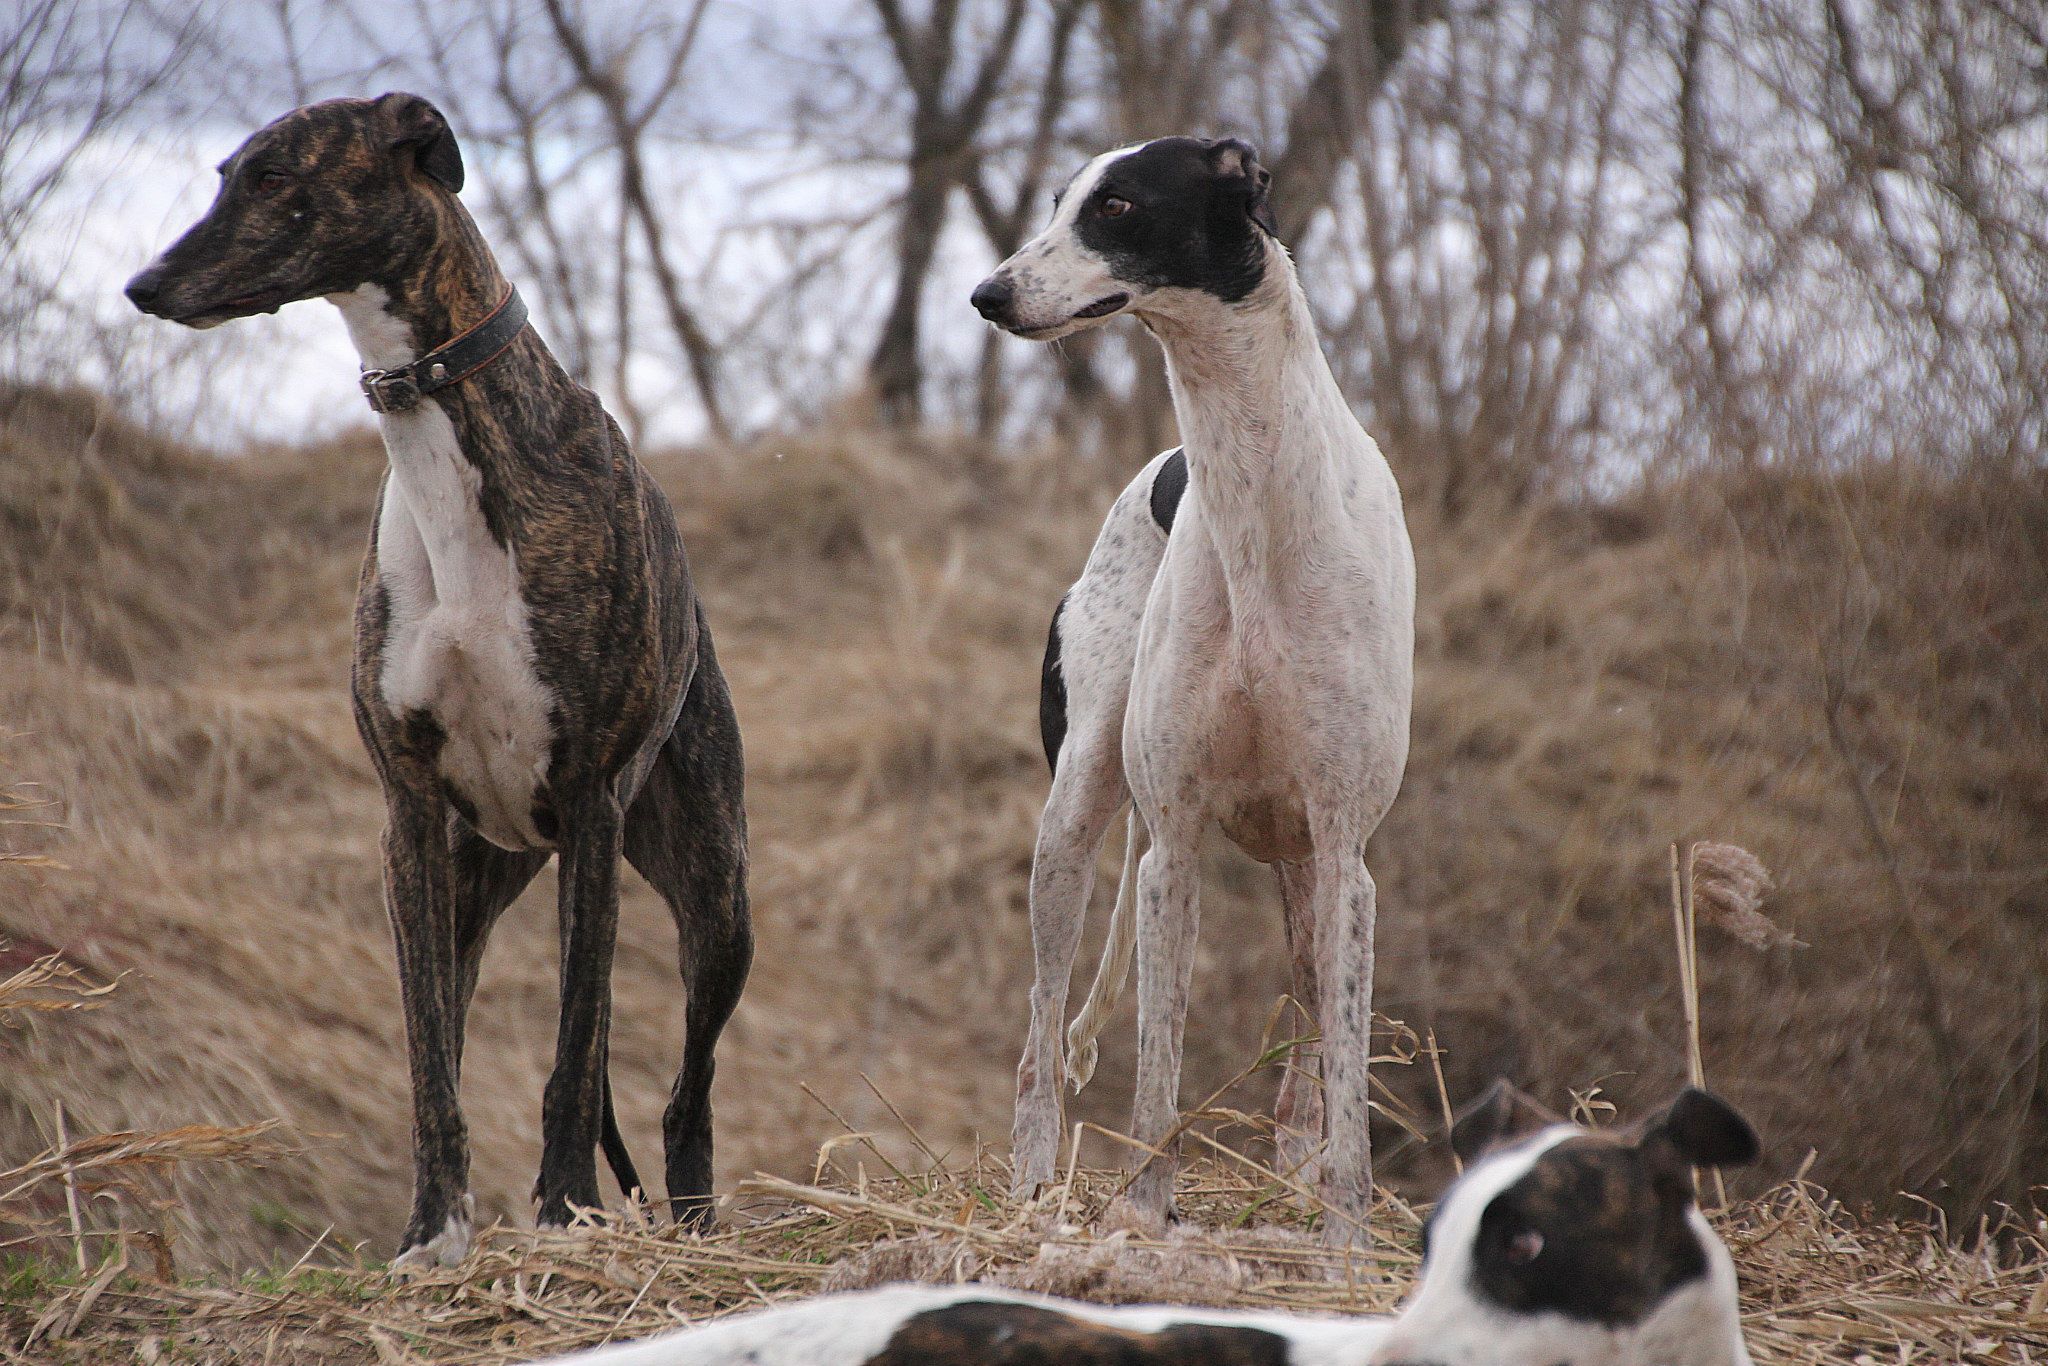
{"left": 623, "top": 644, "right": 752, "bottom": 1231}
{"left": 449, "top": 824, "right": 550, "bottom": 1054}
{"left": 537, "top": 789, "right": 626, "bottom": 1227}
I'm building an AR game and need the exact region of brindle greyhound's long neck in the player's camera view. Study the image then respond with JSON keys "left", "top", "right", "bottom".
{"left": 372, "top": 200, "right": 509, "bottom": 363}
{"left": 1145, "top": 248, "right": 1358, "bottom": 609}
{"left": 330, "top": 198, "right": 544, "bottom": 489}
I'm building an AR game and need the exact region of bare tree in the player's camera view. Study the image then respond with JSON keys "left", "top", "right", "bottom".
{"left": 866, "top": 0, "right": 1031, "bottom": 426}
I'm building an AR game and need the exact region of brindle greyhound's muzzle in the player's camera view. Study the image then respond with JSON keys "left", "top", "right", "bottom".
{"left": 123, "top": 247, "right": 288, "bottom": 328}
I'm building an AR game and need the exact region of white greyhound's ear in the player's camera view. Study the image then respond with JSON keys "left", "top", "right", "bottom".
{"left": 1450, "top": 1079, "right": 1564, "bottom": 1164}
{"left": 1638, "top": 1088, "right": 1760, "bottom": 1170}
{"left": 1206, "top": 136, "right": 1277, "bottom": 237}
{"left": 379, "top": 92, "right": 465, "bottom": 193}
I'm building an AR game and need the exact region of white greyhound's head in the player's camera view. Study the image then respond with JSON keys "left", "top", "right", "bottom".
{"left": 1371, "top": 1082, "right": 1761, "bottom": 1366}
{"left": 969, "top": 136, "right": 1280, "bottom": 341}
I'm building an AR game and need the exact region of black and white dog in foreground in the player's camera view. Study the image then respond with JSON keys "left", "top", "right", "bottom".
{"left": 125, "top": 95, "right": 753, "bottom": 1272}
{"left": 969, "top": 138, "right": 1414, "bottom": 1242}
{"left": 534, "top": 1085, "right": 1762, "bottom": 1366}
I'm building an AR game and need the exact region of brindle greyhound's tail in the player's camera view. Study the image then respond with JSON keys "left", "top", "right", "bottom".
{"left": 600, "top": 1069, "right": 644, "bottom": 1202}
{"left": 1063, "top": 805, "right": 1146, "bottom": 1093}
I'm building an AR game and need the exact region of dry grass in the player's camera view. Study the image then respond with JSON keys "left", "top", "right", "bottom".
{"left": 2, "top": 1135, "right": 2043, "bottom": 1363}
{"left": 1, "top": 380, "right": 2043, "bottom": 1295}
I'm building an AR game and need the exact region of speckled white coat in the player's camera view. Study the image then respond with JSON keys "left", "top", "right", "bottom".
{"left": 995, "top": 143, "right": 1414, "bottom": 1241}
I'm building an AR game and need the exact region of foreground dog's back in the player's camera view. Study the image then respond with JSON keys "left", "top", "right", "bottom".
{"left": 532, "top": 1086, "right": 1760, "bottom": 1366}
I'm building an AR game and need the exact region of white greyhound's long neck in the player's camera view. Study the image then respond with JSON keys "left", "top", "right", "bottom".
{"left": 1145, "top": 249, "right": 1361, "bottom": 605}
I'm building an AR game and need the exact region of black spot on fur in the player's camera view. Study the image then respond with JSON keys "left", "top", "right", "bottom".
{"left": 1150, "top": 448, "right": 1188, "bottom": 534}
{"left": 1040, "top": 594, "right": 1069, "bottom": 773}
{"left": 869, "top": 1301, "right": 1291, "bottom": 1366}
{"left": 1469, "top": 1138, "right": 1711, "bottom": 1327}
{"left": 1074, "top": 137, "right": 1274, "bottom": 302}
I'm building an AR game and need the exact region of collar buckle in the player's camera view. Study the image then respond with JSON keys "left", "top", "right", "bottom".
{"left": 361, "top": 368, "right": 422, "bottom": 414}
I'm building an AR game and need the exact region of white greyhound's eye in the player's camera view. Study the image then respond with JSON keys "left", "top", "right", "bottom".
{"left": 1507, "top": 1228, "right": 1545, "bottom": 1264}
{"left": 1101, "top": 196, "right": 1132, "bottom": 218}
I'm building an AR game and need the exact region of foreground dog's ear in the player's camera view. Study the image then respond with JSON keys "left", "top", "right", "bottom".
{"left": 1206, "top": 136, "right": 1277, "bottom": 237}
{"left": 1450, "top": 1079, "right": 1565, "bottom": 1164}
{"left": 1638, "top": 1087, "right": 1760, "bottom": 1170}
{"left": 379, "top": 92, "right": 465, "bottom": 193}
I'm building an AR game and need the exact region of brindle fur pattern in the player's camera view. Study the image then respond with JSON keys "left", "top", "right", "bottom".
{"left": 869, "top": 1302, "right": 1290, "bottom": 1366}
{"left": 127, "top": 94, "right": 752, "bottom": 1265}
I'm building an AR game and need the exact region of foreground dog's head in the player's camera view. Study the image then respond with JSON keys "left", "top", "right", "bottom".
{"left": 1370, "top": 1082, "right": 1761, "bottom": 1366}
{"left": 124, "top": 93, "right": 464, "bottom": 328}
{"left": 970, "top": 136, "right": 1279, "bottom": 340}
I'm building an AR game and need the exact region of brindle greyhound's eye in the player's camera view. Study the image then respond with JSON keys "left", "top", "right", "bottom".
{"left": 1101, "top": 196, "right": 1132, "bottom": 218}
{"left": 257, "top": 168, "right": 292, "bottom": 193}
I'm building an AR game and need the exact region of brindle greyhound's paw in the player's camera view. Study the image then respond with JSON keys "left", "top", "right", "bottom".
{"left": 389, "top": 1193, "right": 474, "bottom": 1279}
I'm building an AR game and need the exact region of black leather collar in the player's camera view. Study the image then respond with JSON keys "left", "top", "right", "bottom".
{"left": 360, "top": 286, "right": 529, "bottom": 414}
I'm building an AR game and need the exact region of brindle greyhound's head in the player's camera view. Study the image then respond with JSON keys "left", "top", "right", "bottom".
{"left": 970, "top": 136, "right": 1279, "bottom": 340}
{"left": 1371, "top": 1082, "right": 1762, "bottom": 1366}
{"left": 124, "top": 93, "right": 465, "bottom": 328}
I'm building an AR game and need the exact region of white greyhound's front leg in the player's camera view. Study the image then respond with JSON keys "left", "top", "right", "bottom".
{"left": 1012, "top": 745, "right": 1125, "bottom": 1196}
{"left": 1112, "top": 815, "right": 1202, "bottom": 1231}
{"left": 1315, "top": 850, "right": 1378, "bottom": 1249}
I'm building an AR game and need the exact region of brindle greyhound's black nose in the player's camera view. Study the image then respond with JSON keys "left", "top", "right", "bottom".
{"left": 124, "top": 266, "right": 166, "bottom": 314}
{"left": 970, "top": 276, "right": 1014, "bottom": 322}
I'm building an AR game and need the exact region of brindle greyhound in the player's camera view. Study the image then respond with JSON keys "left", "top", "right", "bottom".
{"left": 124, "top": 94, "right": 753, "bottom": 1273}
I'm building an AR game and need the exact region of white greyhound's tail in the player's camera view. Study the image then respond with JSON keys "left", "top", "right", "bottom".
{"left": 1064, "top": 806, "right": 1146, "bottom": 1093}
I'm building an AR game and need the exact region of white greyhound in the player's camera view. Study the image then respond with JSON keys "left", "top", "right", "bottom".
{"left": 969, "top": 136, "right": 1414, "bottom": 1241}
{"left": 532, "top": 1085, "right": 1763, "bottom": 1366}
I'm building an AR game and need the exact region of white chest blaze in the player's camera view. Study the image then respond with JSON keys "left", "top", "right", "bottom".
{"left": 334, "top": 284, "right": 555, "bottom": 851}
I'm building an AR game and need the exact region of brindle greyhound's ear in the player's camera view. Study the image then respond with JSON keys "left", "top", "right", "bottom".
{"left": 379, "top": 92, "right": 465, "bottom": 193}
{"left": 1206, "top": 136, "right": 1277, "bottom": 238}
{"left": 1637, "top": 1087, "right": 1760, "bottom": 1171}
{"left": 1450, "top": 1079, "right": 1566, "bottom": 1165}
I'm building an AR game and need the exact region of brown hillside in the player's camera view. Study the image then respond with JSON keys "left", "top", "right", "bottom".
{"left": 1, "top": 385, "right": 2042, "bottom": 1272}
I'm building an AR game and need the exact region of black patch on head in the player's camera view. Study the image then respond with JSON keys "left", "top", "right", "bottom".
{"left": 868, "top": 1301, "right": 1291, "bottom": 1366}
{"left": 1040, "top": 594, "right": 1069, "bottom": 773}
{"left": 1468, "top": 1137, "right": 1710, "bottom": 1327}
{"left": 1072, "top": 137, "right": 1276, "bottom": 302}
{"left": 1149, "top": 448, "right": 1188, "bottom": 534}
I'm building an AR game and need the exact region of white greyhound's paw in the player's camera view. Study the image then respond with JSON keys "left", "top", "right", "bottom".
{"left": 389, "top": 1193, "right": 474, "bottom": 1279}
{"left": 1063, "top": 1036, "right": 1098, "bottom": 1093}
{"left": 1100, "top": 1194, "right": 1171, "bottom": 1239}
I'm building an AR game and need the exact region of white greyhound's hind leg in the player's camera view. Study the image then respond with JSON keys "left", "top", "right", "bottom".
{"left": 1012, "top": 744, "right": 1126, "bottom": 1196}
{"left": 1065, "top": 805, "right": 1146, "bottom": 1092}
{"left": 1273, "top": 858, "right": 1326, "bottom": 1189}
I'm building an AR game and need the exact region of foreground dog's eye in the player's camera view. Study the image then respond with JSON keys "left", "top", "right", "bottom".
{"left": 1506, "top": 1228, "right": 1545, "bottom": 1264}
{"left": 1101, "top": 196, "right": 1132, "bottom": 218}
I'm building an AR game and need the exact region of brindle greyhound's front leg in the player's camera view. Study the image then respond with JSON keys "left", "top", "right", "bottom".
{"left": 537, "top": 787, "right": 625, "bottom": 1225}
{"left": 383, "top": 771, "right": 474, "bottom": 1273}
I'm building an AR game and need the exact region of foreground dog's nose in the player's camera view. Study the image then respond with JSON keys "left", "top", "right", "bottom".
{"left": 123, "top": 267, "right": 165, "bottom": 313}
{"left": 970, "top": 276, "right": 1014, "bottom": 321}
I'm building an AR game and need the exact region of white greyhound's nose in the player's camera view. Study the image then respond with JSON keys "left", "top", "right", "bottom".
{"left": 970, "top": 275, "right": 1015, "bottom": 321}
